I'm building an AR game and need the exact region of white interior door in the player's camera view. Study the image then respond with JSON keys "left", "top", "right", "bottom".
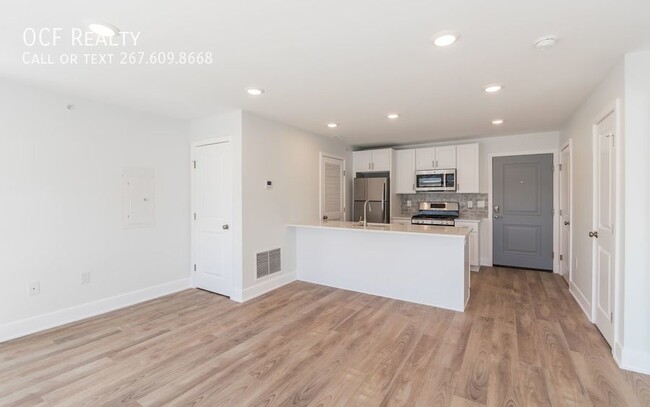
{"left": 593, "top": 112, "right": 616, "bottom": 347}
{"left": 321, "top": 155, "right": 345, "bottom": 220}
{"left": 560, "top": 146, "right": 571, "bottom": 284}
{"left": 193, "top": 141, "right": 233, "bottom": 296}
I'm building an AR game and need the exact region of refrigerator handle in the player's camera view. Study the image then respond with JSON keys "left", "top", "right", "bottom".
{"left": 382, "top": 181, "right": 386, "bottom": 222}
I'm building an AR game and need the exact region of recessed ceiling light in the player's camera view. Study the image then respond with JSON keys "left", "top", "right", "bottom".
{"left": 492, "top": 119, "right": 504, "bottom": 125}
{"left": 535, "top": 35, "right": 558, "bottom": 51}
{"left": 87, "top": 22, "right": 120, "bottom": 37}
{"left": 387, "top": 113, "right": 400, "bottom": 119}
{"left": 246, "top": 88, "right": 264, "bottom": 96}
{"left": 484, "top": 84, "right": 503, "bottom": 93}
{"left": 327, "top": 123, "right": 338, "bottom": 128}
{"left": 433, "top": 33, "right": 458, "bottom": 47}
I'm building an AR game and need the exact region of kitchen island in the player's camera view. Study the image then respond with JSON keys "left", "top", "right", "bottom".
{"left": 288, "top": 221, "right": 471, "bottom": 312}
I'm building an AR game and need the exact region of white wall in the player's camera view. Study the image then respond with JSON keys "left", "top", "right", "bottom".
{"left": 622, "top": 50, "right": 650, "bottom": 373}
{"left": 559, "top": 62, "right": 624, "bottom": 319}
{"left": 241, "top": 111, "right": 352, "bottom": 296}
{"left": 0, "top": 80, "right": 191, "bottom": 340}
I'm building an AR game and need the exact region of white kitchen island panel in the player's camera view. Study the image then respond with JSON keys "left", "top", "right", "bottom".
{"left": 289, "top": 222, "right": 470, "bottom": 312}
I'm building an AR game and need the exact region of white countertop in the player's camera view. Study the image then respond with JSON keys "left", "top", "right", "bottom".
{"left": 289, "top": 220, "right": 470, "bottom": 238}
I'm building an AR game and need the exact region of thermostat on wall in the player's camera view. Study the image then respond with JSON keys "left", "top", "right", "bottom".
{"left": 266, "top": 180, "right": 273, "bottom": 189}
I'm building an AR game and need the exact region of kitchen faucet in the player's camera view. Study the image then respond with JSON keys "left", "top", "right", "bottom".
{"left": 359, "top": 199, "right": 372, "bottom": 227}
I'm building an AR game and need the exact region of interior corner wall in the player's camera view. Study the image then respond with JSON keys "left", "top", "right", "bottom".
{"left": 241, "top": 111, "right": 352, "bottom": 298}
{"left": 559, "top": 61, "right": 624, "bottom": 318}
{"left": 0, "top": 79, "right": 191, "bottom": 340}
{"left": 189, "top": 110, "right": 244, "bottom": 297}
{"left": 622, "top": 50, "right": 650, "bottom": 373}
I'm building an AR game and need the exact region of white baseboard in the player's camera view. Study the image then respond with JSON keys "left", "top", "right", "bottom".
{"left": 614, "top": 341, "right": 624, "bottom": 367}
{"left": 0, "top": 278, "right": 191, "bottom": 343}
{"left": 569, "top": 281, "right": 592, "bottom": 321}
{"left": 230, "top": 272, "right": 297, "bottom": 303}
{"left": 619, "top": 347, "right": 650, "bottom": 375}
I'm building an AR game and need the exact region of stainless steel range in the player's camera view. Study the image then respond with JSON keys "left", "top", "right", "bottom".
{"left": 411, "top": 202, "right": 460, "bottom": 226}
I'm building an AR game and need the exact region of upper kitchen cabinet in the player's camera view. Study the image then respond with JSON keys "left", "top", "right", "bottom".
{"left": 456, "top": 143, "right": 480, "bottom": 193}
{"left": 415, "top": 146, "right": 457, "bottom": 170}
{"left": 395, "top": 149, "right": 416, "bottom": 194}
{"left": 353, "top": 148, "right": 392, "bottom": 173}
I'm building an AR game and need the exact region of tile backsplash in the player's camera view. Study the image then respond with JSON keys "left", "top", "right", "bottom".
{"left": 398, "top": 193, "right": 488, "bottom": 219}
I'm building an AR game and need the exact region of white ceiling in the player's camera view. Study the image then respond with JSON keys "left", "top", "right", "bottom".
{"left": 2, "top": 0, "right": 650, "bottom": 146}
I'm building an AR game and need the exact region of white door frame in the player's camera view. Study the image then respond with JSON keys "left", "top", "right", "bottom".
{"left": 559, "top": 139, "right": 573, "bottom": 284}
{"left": 591, "top": 99, "right": 623, "bottom": 352}
{"left": 319, "top": 152, "right": 346, "bottom": 221}
{"left": 487, "top": 149, "right": 560, "bottom": 272}
{"left": 190, "top": 137, "right": 233, "bottom": 292}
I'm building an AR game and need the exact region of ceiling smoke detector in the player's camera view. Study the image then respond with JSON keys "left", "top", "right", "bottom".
{"left": 535, "top": 35, "right": 558, "bottom": 51}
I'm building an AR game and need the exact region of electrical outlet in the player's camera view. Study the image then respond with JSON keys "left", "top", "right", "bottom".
{"left": 477, "top": 200, "right": 485, "bottom": 208}
{"left": 406, "top": 200, "right": 412, "bottom": 207}
{"left": 29, "top": 281, "right": 40, "bottom": 296}
{"left": 467, "top": 201, "right": 473, "bottom": 208}
{"left": 81, "top": 272, "right": 91, "bottom": 285}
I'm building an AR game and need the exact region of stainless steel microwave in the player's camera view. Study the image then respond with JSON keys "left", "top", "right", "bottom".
{"left": 415, "top": 169, "right": 457, "bottom": 192}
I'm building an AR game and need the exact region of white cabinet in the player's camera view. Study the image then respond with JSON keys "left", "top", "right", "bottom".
{"left": 435, "top": 145, "right": 457, "bottom": 168}
{"left": 456, "top": 143, "right": 480, "bottom": 193}
{"left": 371, "top": 149, "right": 392, "bottom": 171}
{"left": 415, "top": 146, "right": 457, "bottom": 170}
{"left": 415, "top": 147, "right": 436, "bottom": 170}
{"left": 395, "top": 149, "right": 416, "bottom": 194}
{"left": 353, "top": 149, "right": 392, "bottom": 173}
{"left": 353, "top": 150, "right": 372, "bottom": 173}
{"left": 456, "top": 220, "right": 480, "bottom": 271}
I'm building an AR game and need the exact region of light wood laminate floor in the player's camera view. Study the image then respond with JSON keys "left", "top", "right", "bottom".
{"left": 1, "top": 267, "right": 649, "bottom": 406}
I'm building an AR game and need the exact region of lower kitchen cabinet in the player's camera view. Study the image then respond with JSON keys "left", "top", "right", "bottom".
{"left": 456, "top": 220, "right": 480, "bottom": 271}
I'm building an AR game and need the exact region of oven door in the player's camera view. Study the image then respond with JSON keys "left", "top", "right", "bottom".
{"left": 415, "top": 171, "right": 444, "bottom": 191}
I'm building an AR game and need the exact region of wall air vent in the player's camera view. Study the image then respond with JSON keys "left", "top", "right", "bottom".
{"left": 256, "top": 249, "right": 281, "bottom": 279}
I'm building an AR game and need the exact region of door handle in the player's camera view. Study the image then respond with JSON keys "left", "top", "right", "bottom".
{"left": 494, "top": 215, "right": 500, "bottom": 219}
{"left": 564, "top": 221, "right": 570, "bottom": 226}
{"left": 322, "top": 215, "right": 328, "bottom": 220}
{"left": 589, "top": 231, "right": 598, "bottom": 238}
{"left": 494, "top": 205, "right": 500, "bottom": 213}
{"left": 222, "top": 224, "right": 230, "bottom": 230}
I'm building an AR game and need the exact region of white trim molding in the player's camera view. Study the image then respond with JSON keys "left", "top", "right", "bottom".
{"left": 569, "top": 281, "right": 593, "bottom": 321}
{"left": 0, "top": 278, "right": 191, "bottom": 343}
{"left": 619, "top": 347, "right": 650, "bottom": 375}
{"left": 230, "top": 272, "right": 297, "bottom": 303}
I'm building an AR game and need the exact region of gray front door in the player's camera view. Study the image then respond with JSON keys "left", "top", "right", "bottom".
{"left": 493, "top": 154, "right": 553, "bottom": 271}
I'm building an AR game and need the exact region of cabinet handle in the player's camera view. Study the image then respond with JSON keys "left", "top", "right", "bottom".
{"left": 432, "top": 160, "right": 435, "bottom": 168}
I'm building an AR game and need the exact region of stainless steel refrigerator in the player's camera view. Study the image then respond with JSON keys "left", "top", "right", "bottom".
{"left": 353, "top": 177, "right": 390, "bottom": 224}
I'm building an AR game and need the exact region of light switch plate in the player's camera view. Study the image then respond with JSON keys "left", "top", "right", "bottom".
{"left": 406, "top": 200, "right": 412, "bottom": 207}
{"left": 467, "top": 201, "right": 473, "bottom": 208}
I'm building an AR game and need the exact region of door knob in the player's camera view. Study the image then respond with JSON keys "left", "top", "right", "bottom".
{"left": 494, "top": 205, "right": 500, "bottom": 213}
{"left": 222, "top": 224, "right": 230, "bottom": 230}
{"left": 494, "top": 215, "right": 500, "bottom": 219}
{"left": 589, "top": 231, "right": 598, "bottom": 238}
{"left": 322, "top": 215, "right": 328, "bottom": 220}
{"left": 564, "top": 221, "right": 570, "bottom": 226}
